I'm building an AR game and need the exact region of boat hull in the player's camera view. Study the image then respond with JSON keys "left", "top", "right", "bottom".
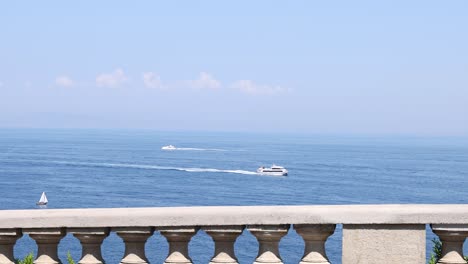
{"left": 257, "top": 165, "right": 288, "bottom": 176}
{"left": 257, "top": 171, "right": 288, "bottom": 176}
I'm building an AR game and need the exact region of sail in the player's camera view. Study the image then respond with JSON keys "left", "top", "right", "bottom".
{"left": 39, "top": 192, "right": 48, "bottom": 204}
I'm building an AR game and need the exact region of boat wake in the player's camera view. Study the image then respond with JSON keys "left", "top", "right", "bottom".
{"left": 48, "top": 160, "right": 259, "bottom": 175}
{"left": 169, "top": 147, "right": 227, "bottom": 151}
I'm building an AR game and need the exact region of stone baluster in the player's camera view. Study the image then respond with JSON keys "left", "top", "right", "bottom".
{"left": 294, "top": 224, "right": 335, "bottom": 264}
{"left": 248, "top": 225, "right": 289, "bottom": 264}
{"left": 25, "top": 228, "right": 66, "bottom": 264}
{"left": 115, "top": 227, "right": 154, "bottom": 264}
{"left": 69, "top": 228, "right": 110, "bottom": 264}
{"left": 0, "top": 229, "right": 22, "bottom": 264}
{"left": 159, "top": 226, "right": 198, "bottom": 264}
{"left": 203, "top": 226, "right": 244, "bottom": 264}
{"left": 431, "top": 224, "right": 468, "bottom": 264}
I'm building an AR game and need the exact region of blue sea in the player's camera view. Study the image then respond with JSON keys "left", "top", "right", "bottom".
{"left": 1, "top": 129, "right": 467, "bottom": 263}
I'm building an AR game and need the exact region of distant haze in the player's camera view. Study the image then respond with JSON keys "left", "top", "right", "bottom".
{"left": 0, "top": 1, "right": 467, "bottom": 135}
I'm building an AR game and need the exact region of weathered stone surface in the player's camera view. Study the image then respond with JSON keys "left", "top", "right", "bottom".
{"left": 0, "top": 229, "right": 22, "bottom": 264}
{"left": 294, "top": 224, "right": 335, "bottom": 264}
{"left": 25, "top": 228, "right": 66, "bottom": 264}
{"left": 248, "top": 225, "right": 289, "bottom": 264}
{"left": 2, "top": 205, "right": 468, "bottom": 264}
{"left": 159, "top": 226, "right": 198, "bottom": 264}
{"left": 431, "top": 224, "right": 468, "bottom": 264}
{"left": 69, "top": 228, "right": 110, "bottom": 264}
{"left": 342, "top": 224, "right": 425, "bottom": 264}
{"left": 115, "top": 227, "right": 154, "bottom": 264}
{"left": 1, "top": 205, "right": 468, "bottom": 228}
{"left": 203, "top": 225, "right": 244, "bottom": 264}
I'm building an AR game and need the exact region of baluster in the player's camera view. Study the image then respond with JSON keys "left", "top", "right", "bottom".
{"left": 294, "top": 224, "right": 335, "bottom": 264}
{"left": 203, "top": 226, "right": 244, "bottom": 264}
{"left": 431, "top": 224, "right": 468, "bottom": 264}
{"left": 25, "top": 228, "right": 66, "bottom": 264}
{"left": 0, "top": 229, "right": 22, "bottom": 264}
{"left": 159, "top": 226, "right": 198, "bottom": 264}
{"left": 69, "top": 228, "right": 110, "bottom": 264}
{"left": 115, "top": 227, "right": 154, "bottom": 264}
{"left": 248, "top": 225, "right": 289, "bottom": 264}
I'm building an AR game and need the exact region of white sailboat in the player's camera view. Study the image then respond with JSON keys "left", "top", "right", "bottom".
{"left": 36, "top": 192, "right": 48, "bottom": 205}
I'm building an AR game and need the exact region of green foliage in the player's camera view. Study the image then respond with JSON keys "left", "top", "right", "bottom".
{"left": 428, "top": 238, "right": 442, "bottom": 264}
{"left": 15, "top": 253, "right": 34, "bottom": 264}
{"left": 429, "top": 238, "right": 468, "bottom": 264}
{"left": 66, "top": 251, "right": 75, "bottom": 264}
{"left": 15, "top": 251, "right": 76, "bottom": 264}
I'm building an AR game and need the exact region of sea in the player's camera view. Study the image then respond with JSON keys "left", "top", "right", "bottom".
{"left": 0, "top": 128, "right": 467, "bottom": 263}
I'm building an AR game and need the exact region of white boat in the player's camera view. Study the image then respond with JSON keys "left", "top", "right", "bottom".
{"left": 161, "top": 145, "right": 176, "bottom": 150}
{"left": 257, "top": 165, "right": 288, "bottom": 176}
{"left": 36, "top": 192, "right": 48, "bottom": 205}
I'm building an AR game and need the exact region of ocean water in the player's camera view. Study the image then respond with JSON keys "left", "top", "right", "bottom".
{"left": 0, "top": 128, "right": 467, "bottom": 263}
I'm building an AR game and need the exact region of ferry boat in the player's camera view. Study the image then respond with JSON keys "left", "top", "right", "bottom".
{"left": 257, "top": 165, "right": 288, "bottom": 176}
{"left": 161, "top": 145, "right": 176, "bottom": 150}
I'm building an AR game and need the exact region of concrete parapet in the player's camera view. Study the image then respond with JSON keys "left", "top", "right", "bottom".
{"left": 1, "top": 204, "right": 468, "bottom": 228}
{"left": 342, "top": 224, "right": 425, "bottom": 264}
{"left": 0, "top": 205, "right": 467, "bottom": 264}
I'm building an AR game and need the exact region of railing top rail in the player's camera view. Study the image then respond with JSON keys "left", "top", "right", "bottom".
{"left": 0, "top": 204, "right": 467, "bottom": 228}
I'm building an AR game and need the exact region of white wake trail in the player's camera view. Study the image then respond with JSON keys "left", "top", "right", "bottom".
{"left": 166, "top": 147, "right": 227, "bottom": 151}
{"left": 48, "top": 160, "right": 258, "bottom": 175}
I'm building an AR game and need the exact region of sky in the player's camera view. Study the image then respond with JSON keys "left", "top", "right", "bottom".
{"left": 0, "top": 1, "right": 467, "bottom": 135}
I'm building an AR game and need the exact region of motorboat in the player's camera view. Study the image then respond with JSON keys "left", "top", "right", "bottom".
{"left": 161, "top": 145, "right": 176, "bottom": 150}
{"left": 257, "top": 165, "right": 288, "bottom": 176}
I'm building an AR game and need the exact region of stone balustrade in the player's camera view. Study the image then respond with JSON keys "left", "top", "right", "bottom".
{"left": 0, "top": 205, "right": 468, "bottom": 264}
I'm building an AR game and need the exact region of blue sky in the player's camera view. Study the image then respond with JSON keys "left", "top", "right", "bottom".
{"left": 0, "top": 1, "right": 467, "bottom": 135}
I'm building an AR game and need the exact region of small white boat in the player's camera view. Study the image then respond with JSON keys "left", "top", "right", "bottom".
{"left": 161, "top": 145, "right": 176, "bottom": 150}
{"left": 257, "top": 165, "right": 288, "bottom": 176}
{"left": 36, "top": 192, "right": 48, "bottom": 205}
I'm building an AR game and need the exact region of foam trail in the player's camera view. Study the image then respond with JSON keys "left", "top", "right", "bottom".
{"left": 165, "top": 147, "right": 227, "bottom": 151}
{"left": 180, "top": 167, "right": 258, "bottom": 175}
{"left": 44, "top": 160, "right": 258, "bottom": 175}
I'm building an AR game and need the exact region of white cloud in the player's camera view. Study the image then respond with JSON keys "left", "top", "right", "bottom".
{"left": 188, "top": 72, "right": 221, "bottom": 89}
{"left": 55, "top": 76, "right": 74, "bottom": 87}
{"left": 0, "top": 82, "right": 3, "bottom": 87}
{"left": 231, "top": 80, "right": 289, "bottom": 95}
{"left": 96, "top": 68, "right": 128, "bottom": 88}
{"left": 142, "top": 72, "right": 164, "bottom": 89}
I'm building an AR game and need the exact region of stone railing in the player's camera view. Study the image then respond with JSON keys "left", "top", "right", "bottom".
{"left": 0, "top": 205, "right": 468, "bottom": 264}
